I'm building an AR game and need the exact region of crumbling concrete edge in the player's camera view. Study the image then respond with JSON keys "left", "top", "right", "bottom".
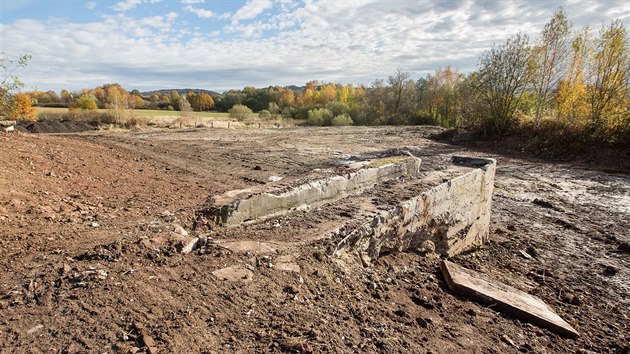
{"left": 205, "top": 154, "right": 421, "bottom": 226}
{"left": 333, "top": 156, "right": 497, "bottom": 261}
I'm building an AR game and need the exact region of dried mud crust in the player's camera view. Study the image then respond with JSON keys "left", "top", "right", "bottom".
{"left": 0, "top": 126, "right": 628, "bottom": 353}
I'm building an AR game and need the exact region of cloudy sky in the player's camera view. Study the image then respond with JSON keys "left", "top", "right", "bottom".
{"left": 1, "top": 0, "right": 629, "bottom": 92}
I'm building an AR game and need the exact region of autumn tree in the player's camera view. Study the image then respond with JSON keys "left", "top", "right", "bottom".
{"left": 530, "top": 8, "right": 571, "bottom": 128}
{"left": 477, "top": 33, "right": 532, "bottom": 135}
{"left": 72, "top": 94, "right": 98, "bottom": 110}
{"left": 587, "top": 20, "right": 630, "bottom": 134}
{"left": 556, "top": 28, "right": 590, "bottom": 125}
{"left": 1, "top": 52, "right": 31, "bottom": 117}
{"left": 12, "top": 93, "right": 36, "bottom": 121}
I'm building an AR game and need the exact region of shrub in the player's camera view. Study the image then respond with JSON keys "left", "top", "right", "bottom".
{"left": 228, "top": 104, "right": 253, "bottom": 121}
{"left": 331, "top": 114, "right": 353, "bottom": 126}
{"left": 71, "top": 95, "right": 98, "bottom": 110}
{"left": 258, "top": 109, "right": 271, "bottom": 119}
{"left": 307, "top": 108, "right": 333, "bottom": 126}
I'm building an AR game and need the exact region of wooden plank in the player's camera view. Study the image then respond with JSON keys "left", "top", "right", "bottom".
{"left": 441, "top": 260, "right": 578, "bottom": 338}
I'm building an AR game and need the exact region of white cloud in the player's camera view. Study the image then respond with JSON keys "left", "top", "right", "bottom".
{"left": 181, "top": 0, "right": 204, "bottom": 4}
{"left": 232, "top": 0, "right": 273, "bottom": 24}
{"left": 3, "top": 0, "right": 630, "bottom": 92}
{"left": 113, "top": 0, "right": 161, "bottom": 12}
{"left": 165, "top": 12, "right": 179, "bottom": 21}
{"left": 85, "top": 2, "right": 96, "bottom": 10}
{"left": 184, "top": 5, "right": 215, "bottom": 18}
{"left": 112, "top": 0, "right": 142, "bottom": 12}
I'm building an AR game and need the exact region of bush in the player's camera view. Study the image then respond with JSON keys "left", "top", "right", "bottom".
{"left": 258, "top": 109, "right": 272, "bottom": 119}
{"left": 228, "top": 104, "right": 253, "bottom": 121}
{"left": 331, "top": 114, "right": 353, "bottom": 126}
{"left": 307, "top": 108, "right": 333, "bottom": 126}
{"left": 71, "top": 95, "right": 98, "bottom": 110}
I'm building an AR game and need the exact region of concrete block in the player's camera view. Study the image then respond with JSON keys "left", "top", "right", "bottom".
{"left": 203, "top": 154, "right": 421, "bottom": 226}
{"left": 441, "top": 260, "right": 578, "bottom": 338}
{"left": 212, "top": 265, "right": 254, "bottom": 282}
{"left": 333, "top": 156, "right": 496, "bottom": 259}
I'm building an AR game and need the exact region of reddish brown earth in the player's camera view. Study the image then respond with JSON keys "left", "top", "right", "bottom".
{"left": 0, "top": 126, "right": 628, "bottom": 353}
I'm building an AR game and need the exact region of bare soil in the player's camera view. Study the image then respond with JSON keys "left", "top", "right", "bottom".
{"left": 0, "top": 126, "right": 628, "bottom": 353}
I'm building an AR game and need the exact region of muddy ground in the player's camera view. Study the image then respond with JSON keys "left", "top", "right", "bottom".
{"left": 0, "top": 126, "right": 628, "bottom": 353}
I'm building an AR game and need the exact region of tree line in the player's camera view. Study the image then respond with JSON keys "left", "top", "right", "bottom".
{"left": 2, "top": 9, "right": 628, "bottom": 142}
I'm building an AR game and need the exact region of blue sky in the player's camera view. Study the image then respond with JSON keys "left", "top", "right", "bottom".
{"left": 1, "top": 0, "right": 629, "bottom": 92}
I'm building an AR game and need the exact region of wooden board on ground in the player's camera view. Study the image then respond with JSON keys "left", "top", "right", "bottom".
{"left": 441, "top": 260, "right": 579, "bottom": 338}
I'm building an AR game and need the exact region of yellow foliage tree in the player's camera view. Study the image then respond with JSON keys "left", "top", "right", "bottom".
{"left": 12, "top": 93, "right": 36, "bottom": 121}
{"left": 556, "top": 29, "right": 590, "bottom": 126}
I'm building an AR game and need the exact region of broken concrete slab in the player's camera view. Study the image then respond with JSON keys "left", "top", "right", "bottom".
{"left": 212, "top": 265, "right": 254, "bottom": 282}
{"left": 333, "top": 156, "right": 496, "bottom": 260}
{"left": 441, "top": 260, "right": 578, "bottom": 338}
{"left": 219, "top": 241, "right": 277, "bottom": 255}
{"left": 274, "top": 255, "right": 301, "bottom": 273}
{"left": 202, "top": 154, "right": 421, "bottom": 226}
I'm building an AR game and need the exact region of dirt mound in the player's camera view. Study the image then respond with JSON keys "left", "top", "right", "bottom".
{"left": 432, "top": 128, "right": 630, "bottom": 173}
{"left": 17, "top": 120, "right": 97, "bottom": 134}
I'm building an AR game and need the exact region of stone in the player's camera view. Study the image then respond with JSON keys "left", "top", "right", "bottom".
{"left": 268, "top": 176, "right": 283, "bottom": 182}
{"left": 441, "top": 260, "right": 579, "bottom": 338}
{"left": 27, "top": 324, "right": 43, "bottom": 335}
{"left": 212, "top": 265, "right": 254, "bottom": 282}
{"left": 171, "top": 224, "right": 189, "bottom": 237}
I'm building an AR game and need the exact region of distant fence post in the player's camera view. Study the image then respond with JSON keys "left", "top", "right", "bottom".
{"left": 228, "top": 121, "right": 231, "bottom": 129}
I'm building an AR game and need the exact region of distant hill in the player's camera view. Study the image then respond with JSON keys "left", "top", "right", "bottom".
{"left": 140, "top": 89, "right": 220, "bottom": 97}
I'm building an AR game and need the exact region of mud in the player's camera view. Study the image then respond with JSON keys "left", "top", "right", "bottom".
{"left": 0, "top": 126, "right": 628, "bottom": 353}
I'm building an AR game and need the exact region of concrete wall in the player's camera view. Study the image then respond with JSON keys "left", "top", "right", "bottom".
{"left": 204, "top": 155, "right": 421, "bottom": 226}
{"left": 334, "top": 156, "right": 496, "bottom": 260}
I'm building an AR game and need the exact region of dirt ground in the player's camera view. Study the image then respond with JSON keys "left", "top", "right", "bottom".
{"left": 0, "top": 126, "right": 628, "bottom": 353}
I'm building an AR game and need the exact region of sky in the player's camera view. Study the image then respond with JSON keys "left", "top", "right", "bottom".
{"left": 1, "top": 0, "right": 629, "bottom": 93}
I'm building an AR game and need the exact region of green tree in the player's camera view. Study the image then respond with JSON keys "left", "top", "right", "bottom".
{"left": 477, "top": 33, "right": 532, "bottom": 135}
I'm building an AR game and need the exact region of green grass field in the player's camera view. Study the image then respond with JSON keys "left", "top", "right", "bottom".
{"left": 34, "top": 107, "right": 252, "bottom": 119}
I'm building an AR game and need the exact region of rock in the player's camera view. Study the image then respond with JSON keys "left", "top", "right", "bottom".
{"left": 27, "top": 324, "right": 44, "bottom": 335}
{"left": 418, "top": 240, "right": 436, "bottom": 254}
{"left": 284, "top": 285, "right": 300, "bottom": 294}
{"left": 142, "top": 335, "right": 155, "bottom": 347}
{"left": 441, "top": 260, "right": 578, "bottom": 338}
{"left": 177, "top": 237, "right": 200, "bottom": 255}
{"left": 253, "top": 165, "right": 262, "bottom": 170}
{"left": 91, "top": 222, "right": 100, "bottom": 228}
{"left": 171, "top": 224, "right": 188, "bottom": 237}
{"left": 466, "top": 308, "right": 477, "bottom": 316}
{"left": 212, "top": 265, "right": 254, "bottom": 282}
{"left": 268, "top": 176, "right": 283, "bottom": 182}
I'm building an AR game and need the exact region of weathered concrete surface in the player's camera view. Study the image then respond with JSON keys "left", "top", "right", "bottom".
{"left": 441, "top": 260, "right": 579, "bottom": 338}
{"left": 334, "top": 156, "right": 496, "bottom": 260}
{"left": 204, "top": 155, "right": 421, "bottom": 226}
